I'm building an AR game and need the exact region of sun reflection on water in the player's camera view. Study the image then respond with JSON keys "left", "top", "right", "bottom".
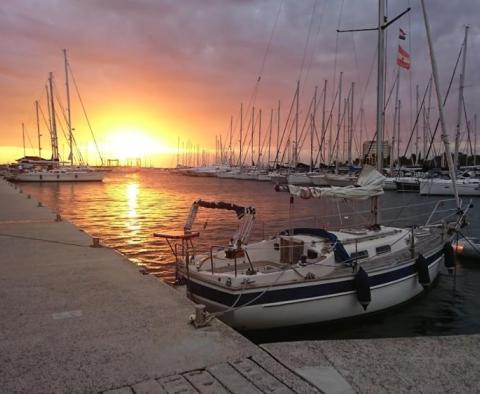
{"left": 126, "top": 182, "right": 140, "bottom": 232}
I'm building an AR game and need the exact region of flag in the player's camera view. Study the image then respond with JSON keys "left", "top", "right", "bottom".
{"left": 399, "top": 28, "right": 407, "bottom": 40}
{"left": 397, "top": 46, "right": 411, "bottom": 70}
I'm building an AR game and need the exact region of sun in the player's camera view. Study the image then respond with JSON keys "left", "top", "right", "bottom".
{"left": 105, "top": 129, "right": 163, "bottom": 160}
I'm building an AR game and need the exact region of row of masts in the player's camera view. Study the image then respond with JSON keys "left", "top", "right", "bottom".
{"left": 179, "top": 71, "right": 477, "bottom": 170}
{"left": 20, "top": 49, "right": 103, "bottom": 166}
{"left": 175, "top": 6, "right": 474, "bottom": 174}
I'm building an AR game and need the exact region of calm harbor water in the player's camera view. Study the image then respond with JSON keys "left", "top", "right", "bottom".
{"left": 20, "top": 170, "right": 480, "bottom": 342}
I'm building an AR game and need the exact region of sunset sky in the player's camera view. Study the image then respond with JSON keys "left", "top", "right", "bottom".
{"left": 0, "top": 0, "right": 478, "bottom": 167}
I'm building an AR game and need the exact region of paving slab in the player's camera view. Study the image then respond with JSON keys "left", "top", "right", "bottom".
{"left": 263, "top": 335, "right": 480, "bottom": 393}
{"left": 207, "top": 362, "right": 263, "bottom": 394}
{"left": 252, "top": 353, "right": 320, "bottom": 393}
{"left": 230, "top": 358, "right": 294, "bottom": 394}
{"left": 131, "top": 379, "right": 167, "bottom": 394}
{"left": 183, "top": 369, "right": 229, "bottom": 393}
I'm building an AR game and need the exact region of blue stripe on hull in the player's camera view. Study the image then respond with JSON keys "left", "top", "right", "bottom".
{"left": 187, "top": 248, "right": 444, "bottom": 307}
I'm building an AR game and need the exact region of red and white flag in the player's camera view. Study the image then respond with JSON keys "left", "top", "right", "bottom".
{"left": 397, "top": 45, "right": 411, "bottom": 70}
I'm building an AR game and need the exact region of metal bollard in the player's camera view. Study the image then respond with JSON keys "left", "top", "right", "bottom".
{"left": 193, "top": 304, "right": 209, "bottom": 328}
{"left": 37, "top": 201, "right": 43, "bottom": 207}
{"left": 91, "top": 237, "right": 101, "bottom": 248}
{"left": 55, "top": 214, "right": 62, "bottom": 222}
{"left": 27, "top": 194, "right": 31, "bottom": 199}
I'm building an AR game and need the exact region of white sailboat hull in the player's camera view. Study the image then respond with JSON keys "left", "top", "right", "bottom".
{"left": 9, "top": 170, "right": 104, "bottom": 182}
{"left": 287, "top": 173, "right": 312, "bottom": 186}
{"left": 383, "top": 177, "right": 397, "bottom": 190}
{"left": 419, "top": 179, "right": 480, "bottom": 196}
{"left": 190, "top": 255, "right": 442, "bottom": 330}
{"left": 308, "top": 174, "right": 329, "bottom": 186}
{"left": 256, "top": 173, "right": 271, "bottom": 182}
{"left": 324, "top": 174, "right": 357, "bottom": 187}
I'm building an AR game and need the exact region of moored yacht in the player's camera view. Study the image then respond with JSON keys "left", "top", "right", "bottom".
{"left": 156, "top": 166, "right": 468, "bottom": 330}
{"left": 419, "top": 177, "right": 480, "bottom": 196}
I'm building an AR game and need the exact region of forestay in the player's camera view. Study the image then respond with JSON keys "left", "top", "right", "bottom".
{"left": 289, "top": 165, "right": 385, "bottom": 201}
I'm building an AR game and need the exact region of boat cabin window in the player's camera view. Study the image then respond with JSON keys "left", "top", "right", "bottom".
{"left": 351, "top": 250, "right": 369, "bottom": 260}
{"left": 376, "top": 245, "right": 391, "bottom": 255}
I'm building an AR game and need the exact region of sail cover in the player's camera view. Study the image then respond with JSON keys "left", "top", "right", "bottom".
{"left": 289, "top": 165, "right": 385, "bottom": 201}
{"left": 195, "top": 200, "right": 256, "bottom": 218}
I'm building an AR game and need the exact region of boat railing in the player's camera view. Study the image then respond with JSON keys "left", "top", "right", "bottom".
{"left": 425, "top": 198, "right": 463, "bottom": 225}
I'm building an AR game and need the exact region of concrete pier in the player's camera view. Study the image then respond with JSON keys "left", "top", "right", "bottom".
{"left": 0, "top": 180, "right": 316, "bottom": 393}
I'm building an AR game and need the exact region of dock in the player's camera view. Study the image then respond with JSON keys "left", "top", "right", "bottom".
{"left": 0, "top": 180, "right": 315, "bottom": 393}
{"left": 2, "top": 178, "right": 480, "bottom": 393}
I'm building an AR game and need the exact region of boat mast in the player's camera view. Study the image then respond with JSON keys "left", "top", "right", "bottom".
{"left": 397, "top": 99, "right": 401, "bottom": 167}
{"left": 375, "top": 0, "right": 386, "bottom": 174}
{"left": 35, "top": 100, "right": 42, "bottom": 158}
{"left": 391, "top": 69, "right": 400, "bottom": 170}
{"left": 348, "top": 82, "right": 354, "bottom": 166}
{"left": 454, "top": 25, "right": 469, "bottom": 170}
{"left": 258, "top": 109, "right": 262, "bottom": 167}
{"left": 268, "top": 108, "right": 273, "bottom": 168}
{"left": 420, "top": 0, "right": 460, "bottom": 208}
{"left": 311, "top": 86, "right": 318, "bottom": 171}
{"left": 415, "top": 84, "right": 419, "bottom": 164}
{"left": 239, "top": 103, "right": 243, "bottom": 168}
{"left": 251, "top": 106, "right": 254, "bottom": 166}
{"left": 48, "top": 72, "right": 59, "bottom": 162}
{"left": 63, "top": 49, "right": 73, "bottom": 166}
{"left": 321, "top": 79, "right": 327, "bottom": 165}
{"left": 475, "top": 114, "right": 477, "bottom": 167}
{"left": 295, "top": 80, "right": 299, "bottom": 168}
{"left": 22, "top": 122, "right": 26, "bottom": 157}
{"left": 336, "top": 71, "right": 343, "bottom": 174}
{"left": 372, "top": 0, "right": 387, "bottom": 226}
{"left": 229, "top": 115, "right": 233, "bottom": 166}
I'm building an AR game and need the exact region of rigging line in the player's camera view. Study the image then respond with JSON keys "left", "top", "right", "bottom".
{"left": 302, "top": 0, "right": 326, "bottom": 89}
{"left": 352, "top": 46, "right": 378, "bottom": 160}
{"left": 314, "top": 89, "right": 338, "bottom": 166}
{"left": 68, "top": 63, "right": 104, "bottom": 165}
{"left": 462, "top": 96, "right": 474, "bottom": 156}
{"left": 274, "top": 88, "right": 297, "bottom": 165}
{"left": 51, "top": 86, "right": 83, "bottom": 164}
{"left": 24, "top": 125, "right": 35, "bottom": 150}
{"left": 296, "top": 93, "right": 316, "bottom": 153}
{"left": 298, "top": 0, "right": 318, "bottom": 83}
{"left": 0, "top": 232, "right": 92, "bottom": 248}
{"left": 424, "top": 42, "right": 463, "bottom": 163}
{"left": 258, "top": 0, "right": 284, "bottom": 83}
{"left": 329, "top": 94, "right": 349, "bottom": 166}
{"left": 52, "top": 79, "right": 69, "bottom": 127}
{"left": 232, "top": 0, "right": 284, "bottom": 158}
{"left": 331, "top": 0, "right": 345, "bottom": 99}
{"left": 38, "top": 104, "right": 51, "bottom": 135}
{"left": 407, "top": 0, "right": 413, "bottom": 154}
{"left": 401, "top": 78, "right": 430, "bottom": 157}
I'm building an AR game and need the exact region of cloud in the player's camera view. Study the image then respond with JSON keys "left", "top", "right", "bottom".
{"left": 0, "top": 0, "right": 479, "bottom": 165}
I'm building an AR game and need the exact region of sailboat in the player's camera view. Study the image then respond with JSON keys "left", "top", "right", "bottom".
{"left": 418, "top": 26, "right": 480, "bottom": 197}
{"left": 155, "top": 1, "right": 469, "bottom": 330}
{"left": 8, "top": 50, "right": 104, "bottom": 183}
